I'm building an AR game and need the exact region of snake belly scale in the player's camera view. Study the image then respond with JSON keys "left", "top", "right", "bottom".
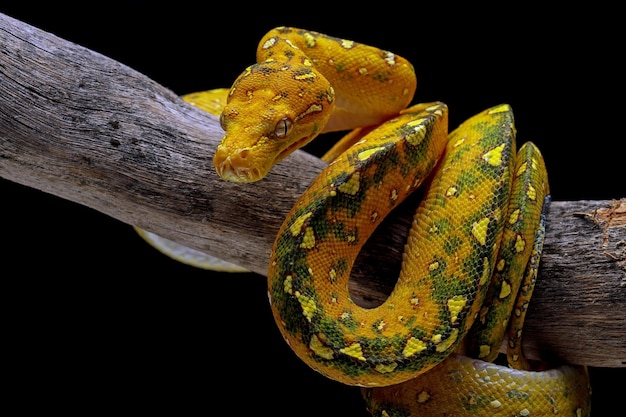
{"left": 138, "top": 26, "right": 591, "bottom": 416}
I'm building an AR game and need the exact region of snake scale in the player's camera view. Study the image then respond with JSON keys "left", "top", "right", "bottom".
{"left": 140, "top": 27, "right": 592, "bottom": 416}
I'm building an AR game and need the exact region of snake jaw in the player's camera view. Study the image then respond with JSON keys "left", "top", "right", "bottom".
{"left": 213, "top": 144, "right": 262, "bottom": 183}
{"left": 275, "top": 135, "right": 311, "bottom": 162}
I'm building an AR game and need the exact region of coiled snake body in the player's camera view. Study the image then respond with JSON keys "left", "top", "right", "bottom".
{"left": 143, "top": 27, "right": 591, "bottom": 416}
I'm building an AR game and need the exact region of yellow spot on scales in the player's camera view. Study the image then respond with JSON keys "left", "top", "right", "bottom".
{"left": 404, "top": 119, "right": 426, "bottom": 146}
{"left": 301, "top": 227, "right": 316, "bottom": 249}
{"left": 390, "top": 189, "right": 398, "bottom": 202}
{"left": 284, "top": 39, "right": 299, "bottom": 50}
{"left": 340, "top": 39, "right": 355, "bottom": 49}
{"left": 340, "top": 342, "right": 366, "bottom": 361}
{"left": 375, "top": 362, "right": 397, "bottom": 374}
{"left": 338, "top": 172, "right": 360, "bottom": 195}
{"left": 490, "top": 400, "right": 502, "bottom": 408}
{"left": 290, "top": 212, "right": 313, "bottom": 236}
{"left": 296, "top": 103, "right": 324, "bottom": 121}
{"left": 446, "top": 186, "right": 458, "bottom": 197}
{"left": 295, "top": 291, "right": 316, "bottom": 322}
{"left": 499, "top": 280, "right": 512, "bottom": 298}
{"left": 294, "top": 71, "right": 317, "bottom": 81}
{"left": 496, "top": 258, "right": 506, "bottom": 271}
{"left": 453, "top": 136, "right": 466, "bottom": 148}
{"left": 383, "top": 51, "right": 396, "bottom": 66}
{"left": 417, "top": 391, "right": 431, "bottom": 403}
{"left": 261, "top": 37, "right": 276, "bottom": 49}
{"left": 283, "top": 275, "right": 293, "bottom": 294}
{"left": 309, "top": 334, "right": 334, "bottom": 359}
{"left": 358, "top": 147, "right": 384, "bottom": 161}
{"left": 480, "top": 257, "right": 491, "bottom": 286}
{"left": 402, "top": 337, "right": 427, "bottom": 357}
{"left": 472, "top": 217, "right": 491, "bottom": 245}
{"left": 447, "top": 295, "right": 467, "bottom": 323}
{"left": 302, "top": 32, "right": 316, "bottom": 48}
{"left": 435, "top": 329, "right": 459, "bottom": 353}
{"left": 329, "top": 268, "right": 337, "bottom": 282}
{"left": 487, "top": 104, "right": 511, "bottom": 114}
{"left": 527, "top": 183, "right": 537, "bottom": 201}
{"left": 509, "top": 208, "right": 521, "bottom": 225}
{"left": 515, "top": 234, "right": 526, "bottom": 253}
{"left": 482, "top": 143, "right": 506, "bottom": 166}
{"left": 479, "top": 345, "right": 491, "bottom": 358}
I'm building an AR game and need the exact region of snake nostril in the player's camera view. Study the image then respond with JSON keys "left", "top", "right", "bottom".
{"left": 240, "top": 149, "right": 249, "bottom": 159}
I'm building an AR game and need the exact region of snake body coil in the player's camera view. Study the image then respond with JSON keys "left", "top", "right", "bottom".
{"left": 141, "top": 27, "right": 591, "bottom": 416}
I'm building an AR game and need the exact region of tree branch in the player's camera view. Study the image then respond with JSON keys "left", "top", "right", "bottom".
{"left": 1, "top": 13, "right": 624, "bottom": 368}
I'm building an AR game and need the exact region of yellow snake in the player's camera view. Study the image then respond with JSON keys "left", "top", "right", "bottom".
{"left": 144, "top": 27, "right": 592, "bottom": 416}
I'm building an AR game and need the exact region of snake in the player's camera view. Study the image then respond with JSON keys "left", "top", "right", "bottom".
{"left": 141, "top": 27, "right": 592, "bottom": 416}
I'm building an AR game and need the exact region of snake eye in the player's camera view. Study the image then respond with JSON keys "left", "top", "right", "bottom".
{"left": 274, "top": 117, "right": 293, "bottom": 139}
{"left": 219, "top": 113, "right": 227, "bottom": 130}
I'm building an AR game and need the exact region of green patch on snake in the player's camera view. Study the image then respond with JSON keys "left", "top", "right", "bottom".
{"left": 334, "top": 61, "right": 348, "bottom": 73}
{"left": 368, "top": 146, "right": 400, "bottom": 184}
{"left": 400, "top": 140, "right": 439, "bottom": 180}
{"left": 372, "top": 72, "right": 392, "bottom": 83}
{"left": 329, "top": 258, "right": 349, "bottom": 282}
{"left": 371, "top": 319, "right": 386, "bottom": 334}
{"left": 506, "top": 388, "right": 531, "bottom": 402}
{"left": 462, "top": 209, "right": 503, "bottom": 252}
{"left": 330, "top": 221, "right": 359, "bottom": 245}
{"left": 362, "top": 393, "right": 411, "bottom": 417}
{"left": 475, "top": 151, "right": 513, "bottom": 186}
{"left": 305, "top": 319, "right": 458, "bottom": 378}
{"left": 401, "top": 315, "right": 419, "bottom": 330}
{"left": 338, "top": 311, "right": 360, "bottom": 332}
{"left": 270, "top": 280, "right": 315, "bottom": 336}
{"left": 454, "top": 170, "right": 482, "bottom": 195}
{"left": 442, "top": 234, "right": 464, "bottom": 256}
{"left": 426, "top": 217, "right": 454, "bottom": 239}
{"left": 460, "top": 393, "right": 498, "bottom": 412}
{"left": 326, "top": 171, "right": 369, "bottom": 218}
{"left": 309, "top": 213, "right": 331, "bottom": 241}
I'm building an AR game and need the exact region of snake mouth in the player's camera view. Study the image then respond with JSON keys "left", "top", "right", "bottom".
{"left": 214, "top": 144, "right": 263, "bottom": 183}
{"left": 215, "top": 154, "right": 262, "bottom": 183}
{"left": 275, "top": 135, "right": 311, "bottom": 163}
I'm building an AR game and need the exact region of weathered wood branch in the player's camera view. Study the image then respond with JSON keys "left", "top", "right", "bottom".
{"left": 1, "top": 13, "right": 624, "bottom": 368}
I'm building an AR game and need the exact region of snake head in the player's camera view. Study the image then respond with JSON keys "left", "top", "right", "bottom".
{"left": 213, "top": 60, "right": 335, "bottom": 183}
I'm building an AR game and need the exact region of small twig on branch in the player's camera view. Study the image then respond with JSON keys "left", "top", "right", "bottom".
{"left": 1, "top": 13, "right": 624, "bottom": 367}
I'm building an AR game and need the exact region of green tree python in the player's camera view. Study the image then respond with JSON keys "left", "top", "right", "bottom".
{"left": 138, "top": 27, "right": 591, "bottom": 416}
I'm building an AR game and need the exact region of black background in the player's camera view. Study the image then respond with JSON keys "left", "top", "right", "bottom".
{"left": 2, "top": 3, "right": 623, "bottom": 416}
